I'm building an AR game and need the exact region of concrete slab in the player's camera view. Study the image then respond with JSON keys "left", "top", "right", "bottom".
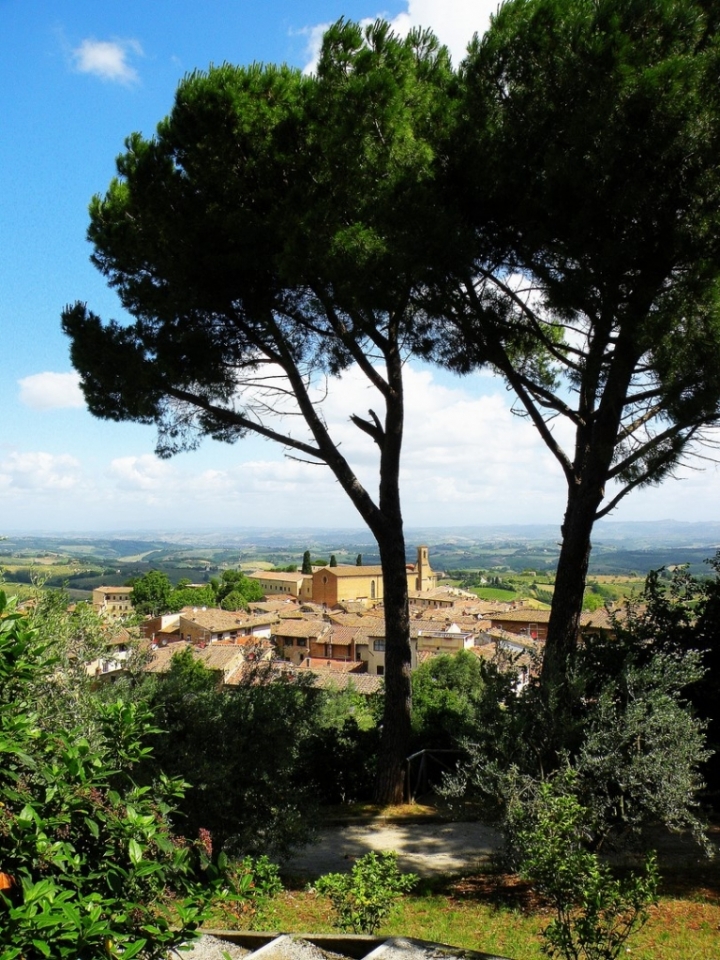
{"left": 364, "top": 937, "right": 510, "bottom": 960}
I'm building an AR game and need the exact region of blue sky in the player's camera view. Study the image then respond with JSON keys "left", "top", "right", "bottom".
{"left": 1, "top": 0, "right": 718, "bottom": 534}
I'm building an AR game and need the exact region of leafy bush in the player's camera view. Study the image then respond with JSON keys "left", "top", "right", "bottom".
{"left": 611, "top": 557, "right": 720, "bottom": 793}
{"left": 0, "top": 592, "right": 219, "bottom": 960}
{"left": 513, "top": 772, "right": 658, "bottom": 960}
{"left": 215, "top": 855, "right": 283, "bottom": 929}
{"left": 444, "top": 615, "right": 710, "bottom": 852}
{"left": 315, "top": 851, "right": 417, "bottom": 934}
{"left": 411, "top": 650, "right": 487, "bottom": 750}
{"left": 301, "top": 686, "right": 380, "bottom": 804}
{"left": 140, "top": 650, "right": 317, "bottom": 857}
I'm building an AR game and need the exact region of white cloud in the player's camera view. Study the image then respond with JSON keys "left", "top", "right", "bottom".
{"left": 18, "top": 372, "right": 84, "bottom": 410}
{"left": 0, "top": 452, "right": 82, "bottom": 493}
{"left": 4, "top": 363, "right": 719, "bottom": 531}
{"left": 300, "top": 0, "right": 498, "bottom": 72}
{"left": 109, "top": 455, "right": 174, "bottom": 493}
{"left": 387, "top": 0, "right": 497, "bottom": 63}
{"left": 71, "top": 38, "right": 142, "bottom": 85}
{"left": 298, "top": 363, "right": 572, "bottom": 521}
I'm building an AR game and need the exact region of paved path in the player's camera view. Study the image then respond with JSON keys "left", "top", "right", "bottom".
{"left": 282, "top": 820, "right": 502, "bottom": 880}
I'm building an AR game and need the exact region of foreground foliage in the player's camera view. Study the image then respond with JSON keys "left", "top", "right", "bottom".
{"left": 139, "top": 649, "right": 316, "bottom": 859}
{"left": 0, "top": 594, "right": 219, "bottom": 960}
{"left": 445, "top": 620, "right": 710, "bottom": 853}
{"left": 213, "top": 855, "right": 283, "bottom": 930}
{"left": 314, "top": 851, "right": 417, "bottom": 934}
{"left": 260, "top": 874, "right": 719, "bottom": 960}
{"left": 513, "top": 773, "right": 658, "bottom": 960}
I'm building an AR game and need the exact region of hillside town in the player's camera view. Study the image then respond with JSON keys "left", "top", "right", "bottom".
{"left": 89, "top": 546, "right": 615, "bottom": 695}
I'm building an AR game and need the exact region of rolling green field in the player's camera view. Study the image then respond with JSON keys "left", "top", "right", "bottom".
{"left": 0, "top": 530, "right": 716, "bottom": 602}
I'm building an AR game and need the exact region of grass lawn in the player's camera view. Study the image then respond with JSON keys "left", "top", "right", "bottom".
{"left": 472, "top": 587, "right": 519, "bottom": 601}
{"left": 216, "top": 866, "right": 720, "bottom": 960}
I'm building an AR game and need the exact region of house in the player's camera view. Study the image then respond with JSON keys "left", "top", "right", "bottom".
{"left": 247, "top": 570, "right": 314, "bottom": 600}
{"left": 487, "top": 606, "right": 617, "bottom": 641}
{"left": 408, "top": 586, "right": 476, "bottom": 610}
{"left": 307, "top": 625, "right": 365, "bottom": 664}
{"left": 414, "top": 623, "right": 477, "bottom": 660}
{"left": 310, "top": 546, "right": 436, "bottom": 607}
{"left": 92, "top": 585, "right": 133, "bottom": 616}
{"left": 471, "top": 632, "right": 542, "bottom": 692}
{"left": 486, "top": 608, "right": 552, "bottom": 640}
{"left": 85, "top": 625, "right": 136, "bottom": 681}
{"left": 144, "top": 640, "right": 251, "bottom": 682}
{"left": 177, "top": 608, "right": 279, "bottom": 645}
{"left": 272, "top": 618, "right": 331, "bottom": 664}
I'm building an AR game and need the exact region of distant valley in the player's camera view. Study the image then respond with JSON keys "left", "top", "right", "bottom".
{"left": 1, "top": 521, "right": 719, "bottom": 598}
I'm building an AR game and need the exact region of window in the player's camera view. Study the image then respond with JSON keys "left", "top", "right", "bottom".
{"left": 373, "top": 639, "right": 385, "bottom": 652}
{"left": 376, "top": 665, "right": 384, "bottom": 676}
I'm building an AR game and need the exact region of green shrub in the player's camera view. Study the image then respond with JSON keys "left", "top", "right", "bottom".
{"left": 140, "top": 650, "right": 317, "bottom": 858}
{"left": 216, "top": 855, "right": 283, "bottom": 929}
{"left": 514, "top": 772, "right": 658, "bottom": 960}
{"left": 315, "top": 851, "right": 417, "bottom": 934}
{"left": 0, "top": 592, "right": 219, "bottom": 960}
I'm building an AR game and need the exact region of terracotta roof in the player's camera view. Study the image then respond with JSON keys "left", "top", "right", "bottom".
{"left": 248, "top": 600, "right": 301, "bottom": 614}
{"left": 179, "top": 608, "right": 249, "bottom": 631}
{"left": 409, "top": 587, "right": 474, "bottom": 601}
{"left": 213, "top": 636, "right": 272, "bottom": 650}
{"left": 273, "top": 620, "right": 330, "bottom": 640}
{"left": 488, "top": 607, "right": 618, "bottom": 632}
{"left": 103, "top": 625, "right": 133, "bottom": 646}
{"left": 416, "top": 650, "right": 437, "bottom": 665}
{"left": 145, "top": 640, "right": 251, "bottom": 675}
{"left": 298, "top": 657, "right": 365, "bottom": 673}
{"left": 307, "top": 672, "right": 383, "bottom": 695}
{"left": 326, "top": 625, "right": 362, "bottom": 646}
{"left": 248, "top": 570, "right": 308, "bottom": 583}
{"left": 317, "top": 565, "right": 384, "bottom": 578}
{"left": 178, "top": 609, "right": 279, "bottom": 632}
{"left": 224, "top": 660, "right": 296, "bottom": 686}
{"left": 242, "top": 614, "right": 281, "bottom": 630}
{"left": 200, "top": 645, "right": 251, "bottom": 672}
{"left": 488, "top": 609, "right": 553, "bottom": 624}
{"left": 325, "top": 611, "right": 385, "bottom": 627}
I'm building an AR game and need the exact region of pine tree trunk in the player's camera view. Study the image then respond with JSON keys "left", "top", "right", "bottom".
{"left": 541, "top": 485, "right": 598, "bottom": 708}
{"left": 541, "top": 337, "right": 639, "bottom": 719}
{"left": 372, "top": 525, "right": 412, "bottom": 804}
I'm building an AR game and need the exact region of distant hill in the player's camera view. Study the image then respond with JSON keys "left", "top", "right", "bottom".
{"left": 2, "top": 521, "right": 719, "bottom": 584}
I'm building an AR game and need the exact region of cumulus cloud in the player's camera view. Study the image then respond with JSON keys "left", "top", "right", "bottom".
{"left": 299, "top": 363, "right": 572, "bottom": 521}
{"left": 6, "top": 363, "right": 715, "bottom": 529}
{"left": 18, "top": 372, "right": 84, "bottom": 410}
{"left": 300, "top": 0, "right": 498, "bottom": 72}
{"left": 109, "top": 455, "right": 174, "bottom": 493}
{"left": 0, "top": 452, "right": 82, "bottom": 493}
{"left": 136, "top": 361, "right": 571, "bottom": 524}
{"left": 71, "top": 38, "right": 142, "bottom": 85}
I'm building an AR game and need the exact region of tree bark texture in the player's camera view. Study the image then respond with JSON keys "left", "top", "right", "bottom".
{"left": 373, "top": 525, "right": 412, "bottom": 805}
